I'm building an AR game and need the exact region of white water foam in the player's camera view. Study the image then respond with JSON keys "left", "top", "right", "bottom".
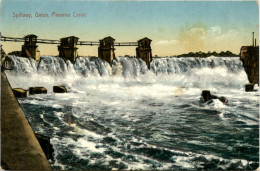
{"left": 6, "top": 55, "right": 258, "bottom": 170}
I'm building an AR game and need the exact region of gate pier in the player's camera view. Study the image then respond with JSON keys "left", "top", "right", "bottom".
{"left": 136, "top": 37, "right": 152, "bottom": 69}
{"left": 58, "top": 36, "right": 79, "bottom": 63}
{"left": 21, "top": 34, "right": 40, "bottom": 61}
{"left": 98, "top": 36, "right": 115, "bottom": 65}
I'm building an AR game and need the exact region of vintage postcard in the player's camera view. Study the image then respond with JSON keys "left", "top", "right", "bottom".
{"left": 0, "top": 0, "right": 259, "bottom": 170}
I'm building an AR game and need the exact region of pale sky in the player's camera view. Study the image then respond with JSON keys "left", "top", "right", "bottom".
{"left": 1, "top": 0, "right": 259, "bottom": 56}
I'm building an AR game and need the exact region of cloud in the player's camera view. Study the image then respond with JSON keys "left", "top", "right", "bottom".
{"left": 155, "top": 39, "right": 179, "bottom": 45}
{"left": 177, "top": 26, "right": 241, "bottom": 52}
{"left": 208, "top": 26, "right": 238, "bottom": 40}
{"left": 186, "top": 28, "right": 206, "bottom": 39}
{"left": 215, "top": 29, "right": 238, "bottom": 40}
{"left": 177, "top": 27, "right": 206, "bottom": 52}
{"left": 153, "top": 25, "right": 242, "bottom": 56}
{"left": 205, "top": 26, "right": 240, "bottom": 52}
{"left": 209, "top": 26, "right": 222, "bottom": 35}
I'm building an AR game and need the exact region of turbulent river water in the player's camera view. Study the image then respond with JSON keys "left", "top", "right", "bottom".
{"left": 5, "top": 55, "right": 259, "bottom": 170}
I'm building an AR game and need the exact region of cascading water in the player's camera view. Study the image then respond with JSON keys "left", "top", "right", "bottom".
{"left": 4, "top": 55, "right": 259, "bottom": 170}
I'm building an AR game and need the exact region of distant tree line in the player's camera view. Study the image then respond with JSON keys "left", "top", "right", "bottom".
{"left": 177, "top": 51, "right": 239, "bottom": 57}
{"left": 8, "top": 51, "right": 22, "bottom": 56}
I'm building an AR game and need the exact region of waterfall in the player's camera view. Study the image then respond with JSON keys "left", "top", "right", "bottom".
{"left": 4, "top": 55, "right": 247, "bottom": 90}
{"left": 5, "top": 55, "right": 243, "bottom": 76}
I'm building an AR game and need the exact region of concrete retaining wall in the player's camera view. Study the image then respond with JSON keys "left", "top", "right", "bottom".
{"left": 1, "top": 71, "right": 52, "bottom": 170}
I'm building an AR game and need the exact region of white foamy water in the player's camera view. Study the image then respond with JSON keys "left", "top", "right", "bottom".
{"left": 4, "top": 55, "right": 259, "bottom": 170}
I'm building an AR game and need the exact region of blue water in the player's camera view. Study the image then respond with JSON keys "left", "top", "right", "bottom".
{"left": 5, "top": 56, "right": 259, "bottom": 170}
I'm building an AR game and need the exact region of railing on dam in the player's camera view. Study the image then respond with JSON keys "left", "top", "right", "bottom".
{"left": 1, "top": 36, "right": 138, "bottom": 46}
{"left": 1, "top": 34, "right": 152, "bottom": 69}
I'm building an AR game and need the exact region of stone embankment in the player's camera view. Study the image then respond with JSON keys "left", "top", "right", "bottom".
{"left": 1, "top": 71, "right": 52, "bottom": 170}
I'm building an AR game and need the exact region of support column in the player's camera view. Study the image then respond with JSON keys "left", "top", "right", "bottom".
{"left": 136, "top": 37, "right": 152, "bottom": 69}
{"left": 98, "top": 36, "right": 115, "bottom": 65}
{"left": 58, "top": 36, "right": 79, "bottom": 63}
{"left": 21, "top": 34, "right": 40, "bottom": 61}
{"left": 240, "top": 46, "right": 259, "bottom": 85}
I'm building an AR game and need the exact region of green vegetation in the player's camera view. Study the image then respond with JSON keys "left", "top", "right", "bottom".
{"left": 8, "top": 51, "right": 22, "bottom": 56}
{"left": 177, "top": 51, "right": 239, "bottom": 57}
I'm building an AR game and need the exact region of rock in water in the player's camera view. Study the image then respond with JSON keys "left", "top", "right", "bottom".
{"left": 29, "top": 87, "right": 47, "bottom": 95}
{"left": 201, "top": 90, "right": 228, "bottom": 104}
{"left": 218, "top": 96, "right": 228, "bottom": 103}
{"left": 201, "top": 90, "right": 211, "bottom": 102}
{"left": 245, "top": 83, "right": 254, "bottom": 92}
{"left": 35, "top": 133, "right": 54, "bottom": 160}
{"left": 53, "top": 86, "right": 67, "bottom": 93}
{"left": 12, "top": 88, "right": 27, "bottom": 98}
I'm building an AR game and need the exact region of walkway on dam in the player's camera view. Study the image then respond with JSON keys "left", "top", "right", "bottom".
{"left": 1, "top": 71, "right": 52, "bottom": 170}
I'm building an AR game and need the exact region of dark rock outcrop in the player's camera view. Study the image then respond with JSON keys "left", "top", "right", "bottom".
{"left": 245, "top": 83, "right": 255, "bottom": 92}
{"left": 240, "top": 46, "right": 259, "bottom": 85}
{"left": 201, "top": 90, "right": 228, "bottom": 104}
{"left": 35, "top": 133, "right": 54, "bottom": 160}
{"left": 29, "top": 87, "right": 47, "bottom": 95}
{"left": 53, "top": 86, "right": 67, "bottom": 93}
{"left": 12, "top": 88, "right": 27, "bottom": 98}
